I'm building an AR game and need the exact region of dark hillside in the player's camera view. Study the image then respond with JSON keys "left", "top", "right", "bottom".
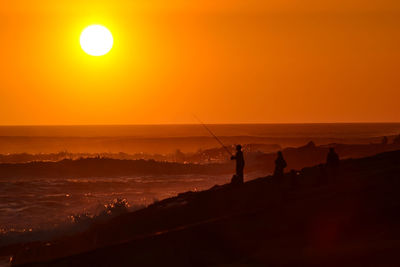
{"left": 10, "top": 150, "right": 400, "bottom": 266}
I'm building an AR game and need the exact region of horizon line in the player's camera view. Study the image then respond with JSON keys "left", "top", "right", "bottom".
{"left": 0, "top": 122, "right": 400, "bottom": 127}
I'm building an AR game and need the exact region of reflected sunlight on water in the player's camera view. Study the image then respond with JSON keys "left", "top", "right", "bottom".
{"left": 0, "top": 174, "right": 248, "bottom": 234}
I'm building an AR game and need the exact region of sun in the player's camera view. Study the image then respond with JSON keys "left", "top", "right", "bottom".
{"left": 80, "top": 25, "right": 113, "bottom": 56}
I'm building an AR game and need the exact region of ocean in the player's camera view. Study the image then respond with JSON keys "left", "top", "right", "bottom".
{"left": 0, "top": 123, "right": 399, "bottom": 154}
{"left": 0, "top": 123, "right": 400, "bottom": 249}
{"left": 0, "top": 174, "right": 234, "bottom": 237}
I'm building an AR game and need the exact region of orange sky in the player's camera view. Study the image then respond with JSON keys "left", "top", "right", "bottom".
{"left": 1, "top": 0, "right": 400, "bottom": 124}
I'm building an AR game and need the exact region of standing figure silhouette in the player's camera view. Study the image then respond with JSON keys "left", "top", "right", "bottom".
{"left": 274, "top": 151, "right": 287, "bottom": 178}
{"left": 231, "top": 145, "right": 245, "bottom": 184}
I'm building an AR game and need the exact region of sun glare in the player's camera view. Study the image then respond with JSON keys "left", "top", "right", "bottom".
{"left": 80, "top": 25, "right": 113, "bottom": 56}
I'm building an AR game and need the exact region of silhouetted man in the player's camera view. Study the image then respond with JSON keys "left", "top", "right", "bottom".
{"left": 231, "top": 145, "right": 245, "bottom": 184}
{"left": 326, "top": 147, "right": 339, "bottom": 176}
{"left": 274, "top": 151, "right": 287, "bottom": 178}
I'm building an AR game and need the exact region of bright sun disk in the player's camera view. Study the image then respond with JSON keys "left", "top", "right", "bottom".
{"left": 80, "top": 25, "right": 113, "bottom": 56}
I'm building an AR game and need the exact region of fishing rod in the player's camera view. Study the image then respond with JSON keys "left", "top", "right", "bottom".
{"left": 192, "top": 114, "right": 233, "bottom": 157}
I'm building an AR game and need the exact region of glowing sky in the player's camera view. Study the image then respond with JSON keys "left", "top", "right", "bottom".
{"left": 1, "top": 0, "right": 399, "bottom": 124}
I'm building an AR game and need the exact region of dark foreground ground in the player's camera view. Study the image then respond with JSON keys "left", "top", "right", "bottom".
{"left": 11, "top": 150, "right": 400, "bottom": 266}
